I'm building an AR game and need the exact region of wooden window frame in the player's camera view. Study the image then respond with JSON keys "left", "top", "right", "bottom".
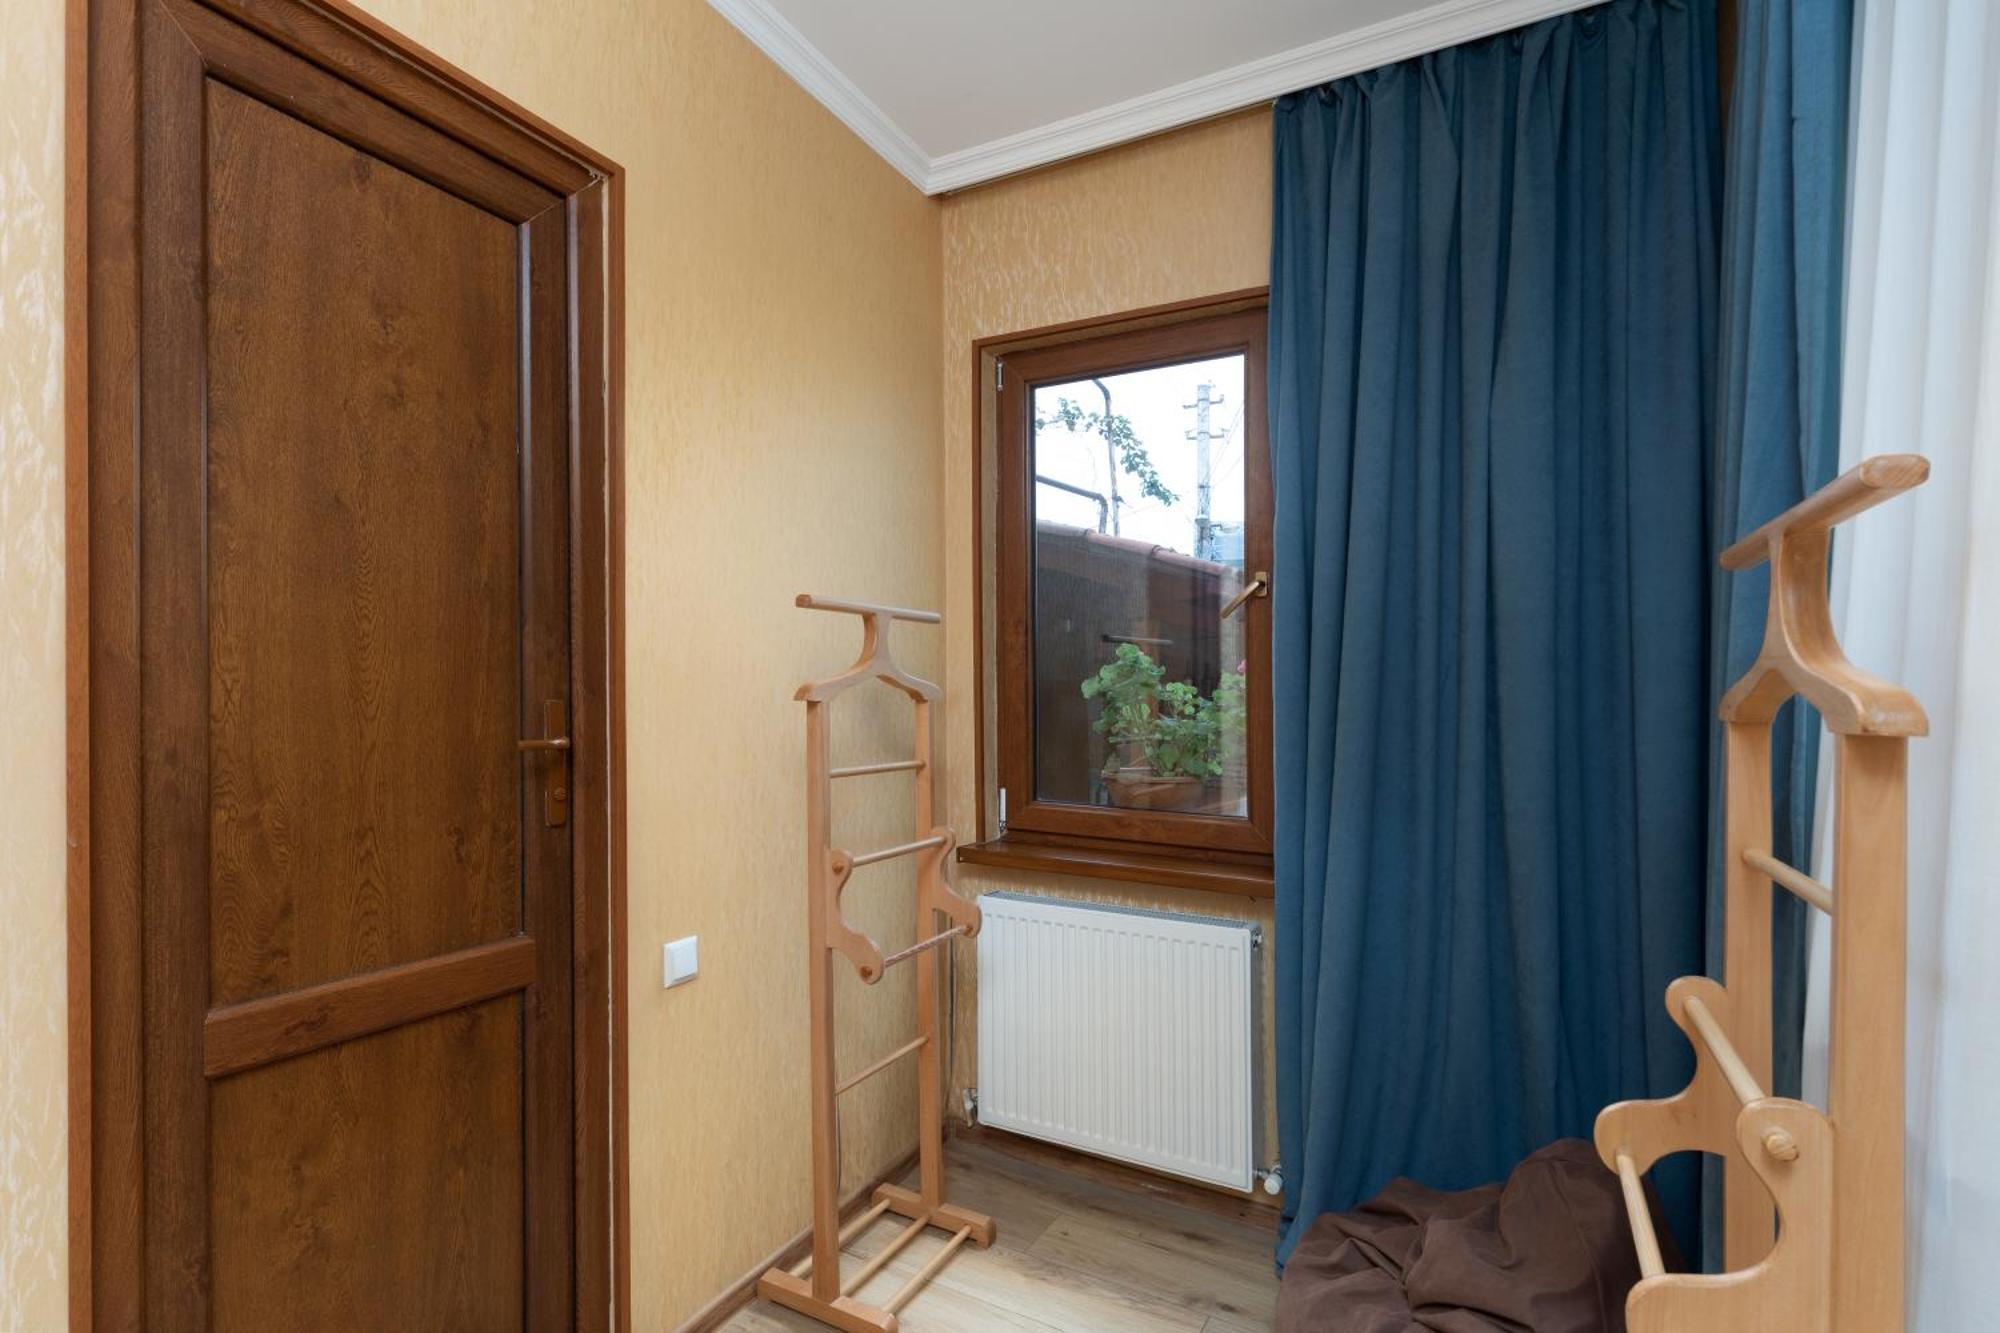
{"left": 980, "top": 300, "right": 1273, "bottom": 884}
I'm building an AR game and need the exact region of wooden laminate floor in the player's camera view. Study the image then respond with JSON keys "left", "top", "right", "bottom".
{"left": 724, "top": 1138, "right": 1280, "bottom": 1333}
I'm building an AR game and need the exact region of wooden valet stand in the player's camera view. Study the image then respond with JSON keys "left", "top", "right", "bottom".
{"left": 1597, "top": 454, "right": 1929, "bottom": 1331}
{"left": 757, "top": 594, "right": 994, "bottom": 1332}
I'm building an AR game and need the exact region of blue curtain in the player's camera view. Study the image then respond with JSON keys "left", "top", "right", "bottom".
{"left": 1701, "top": 0, "right": 1851, "bottom": 1270}
{"left": 1270, "top": 0, "right": 1720, "bottom": 1265}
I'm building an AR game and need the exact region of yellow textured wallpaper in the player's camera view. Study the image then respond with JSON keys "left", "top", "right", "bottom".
{"left": 0, "top": 0, "right": 69, "bottom": 1324}
{"left": 937, "top": 110, "right": 1282, "bottom": 1160}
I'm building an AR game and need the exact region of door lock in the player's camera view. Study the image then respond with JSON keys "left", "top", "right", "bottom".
{"left": 519, "top": 699, "right": 570, "bottom": 826}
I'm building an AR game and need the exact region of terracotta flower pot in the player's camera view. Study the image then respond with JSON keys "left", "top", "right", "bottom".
{"left": 1103, "top": 767, "right": 1210, "bottom": 812}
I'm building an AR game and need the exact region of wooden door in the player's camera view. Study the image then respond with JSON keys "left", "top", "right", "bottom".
{"left": 75, "top": 1, "right": 611, "bottom": 1327}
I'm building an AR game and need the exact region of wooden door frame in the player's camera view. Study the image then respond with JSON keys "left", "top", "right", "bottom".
{"left": 63, "top": 0, "right": 628, "bottom": 1327}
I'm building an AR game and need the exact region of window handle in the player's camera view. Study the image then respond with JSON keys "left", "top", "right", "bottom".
{"left": 1221, "top": 572, "right": 1269, "bottom": 620}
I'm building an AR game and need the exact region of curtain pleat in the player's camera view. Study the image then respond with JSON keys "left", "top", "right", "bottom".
{"left": 1702, "top": 0, "right": 1852, "bottom": 1271}
{"left": 1270, "top": 0, "right": 1719, "bottom": 1264}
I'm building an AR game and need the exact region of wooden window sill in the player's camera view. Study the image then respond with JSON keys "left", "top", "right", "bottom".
{"left": 957, "top": 834, "right": 1273, "bottom": 899}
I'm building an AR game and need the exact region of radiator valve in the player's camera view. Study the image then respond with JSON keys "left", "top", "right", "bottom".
{"left": 1257, "top": 1163, "right": 1284, "bottom": 1196}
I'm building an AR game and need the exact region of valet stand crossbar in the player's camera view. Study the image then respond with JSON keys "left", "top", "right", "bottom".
{"left": 757, "top": 594, "right": 994, "bottom": 1332}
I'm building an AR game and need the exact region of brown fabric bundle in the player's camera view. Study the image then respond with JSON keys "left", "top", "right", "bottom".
{"left": 1277, "top": 1139, "right": 1668, "bottom": 1333}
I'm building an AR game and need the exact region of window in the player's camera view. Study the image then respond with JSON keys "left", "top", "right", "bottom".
{"left": 989, "top": 304, "right": 1271, "bottom": 874}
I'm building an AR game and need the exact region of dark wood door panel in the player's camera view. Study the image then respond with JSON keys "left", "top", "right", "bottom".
{"left": 135, "top": 5, "right": 576, "bottom": 1328}
{"left": 204, "top": 77, "right": 525, "bottom": 1008}
{"left": 77, "top": 0, "right": 620, "bottom": 1326}
{"left": 208, "top": 995, "right": 527, "bottom": 1333}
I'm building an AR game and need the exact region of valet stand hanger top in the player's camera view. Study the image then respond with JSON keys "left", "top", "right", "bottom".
{"left": 1717, "top": 453, "right": 1930, "bottom": 736}
{"left": 794, "top": 594, "right": 942, "bottom": 706}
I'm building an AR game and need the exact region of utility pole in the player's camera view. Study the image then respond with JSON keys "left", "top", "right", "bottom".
{"left": 1093, "top": 378, "right": 1122, "bottom": 536}
{"left": 1185, "top": 381, "right": 1224, "bottom": 560}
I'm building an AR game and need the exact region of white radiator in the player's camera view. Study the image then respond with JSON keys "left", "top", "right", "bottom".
{"left": 974, "top": 892, "right": 1259, "bottom": 1192}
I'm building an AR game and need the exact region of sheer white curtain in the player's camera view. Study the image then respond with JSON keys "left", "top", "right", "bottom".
{"left": 1800, "top": 0, "right": 2000, "bottom": 1326}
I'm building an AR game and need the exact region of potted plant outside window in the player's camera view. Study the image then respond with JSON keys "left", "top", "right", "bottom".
{"left": 1080, "top": 644, "right": 1241, "bottom": 813}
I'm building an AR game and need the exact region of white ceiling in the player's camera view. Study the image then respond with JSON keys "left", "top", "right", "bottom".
{"left": 708, "top": 0, "right": 1598, "bottom": 194}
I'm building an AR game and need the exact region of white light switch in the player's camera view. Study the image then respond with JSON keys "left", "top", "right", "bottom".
{"left": 663, "top": 935, "right": 699, "bottom": 989}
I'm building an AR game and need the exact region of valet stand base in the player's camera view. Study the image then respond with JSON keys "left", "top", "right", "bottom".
{"left": 757, "top": 1184, "right": 997, "bottom": 1332}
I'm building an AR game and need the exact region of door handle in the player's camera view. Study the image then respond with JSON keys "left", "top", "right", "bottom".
{"left": 1221, "top": 571, "right": 1269, "bottom": 620}
{"left": 519, "top": 699, "right": 570, "bottom": 826}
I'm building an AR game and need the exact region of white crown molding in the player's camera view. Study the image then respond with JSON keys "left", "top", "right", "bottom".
{"left": 710, "top": 0, "right": 1604, "bottom": 196}
{"left": 706, "top": 0, "right": 932, "bottom": 192}
{"left": 922, "top": 0, "right": 1602, "bottom": 192}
